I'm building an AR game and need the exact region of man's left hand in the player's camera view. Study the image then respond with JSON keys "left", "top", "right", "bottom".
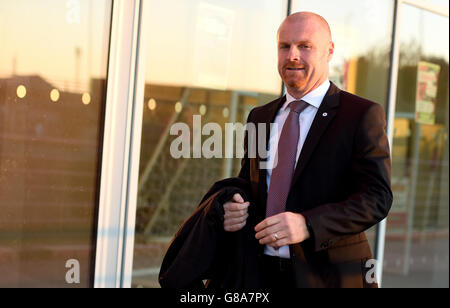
{"left": 254, "top": 212, "right": 310, "bottom": 248}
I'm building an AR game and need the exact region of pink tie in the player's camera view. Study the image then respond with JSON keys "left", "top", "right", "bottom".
{"left": 266, "top": 100, "right": 309, "bottom": 217}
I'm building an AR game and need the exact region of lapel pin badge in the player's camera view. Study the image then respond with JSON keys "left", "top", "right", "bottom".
{"left": 322, "top": 112, "right": 328, "bottom": 117}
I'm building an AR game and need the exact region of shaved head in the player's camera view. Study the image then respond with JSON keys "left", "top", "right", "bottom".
{"left": 278, "top": 12, "right": 332, "bottom": 42}
{"left": 276, "top": 11, "right": 334, "bottom": 98}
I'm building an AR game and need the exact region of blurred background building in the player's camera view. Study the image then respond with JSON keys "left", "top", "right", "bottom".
{"left": 0, "top": 0, "right": 448, "bottom": 288}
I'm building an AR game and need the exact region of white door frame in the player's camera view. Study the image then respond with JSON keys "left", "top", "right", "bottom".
{"left": 94, "top": 0, "right": 145, "bottom": 288}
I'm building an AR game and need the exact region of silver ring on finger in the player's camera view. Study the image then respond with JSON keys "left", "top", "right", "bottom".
{"left": 273, "top": 233, "right": 279, "bottom": 241}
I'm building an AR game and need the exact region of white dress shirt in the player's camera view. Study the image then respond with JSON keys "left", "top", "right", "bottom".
{"left": 264, "top": 79, "right": 331, "bottom": 259}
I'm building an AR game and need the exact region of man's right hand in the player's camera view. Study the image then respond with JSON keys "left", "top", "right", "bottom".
{"left": 223, "top": 193, "right": 250, "bottom": 232}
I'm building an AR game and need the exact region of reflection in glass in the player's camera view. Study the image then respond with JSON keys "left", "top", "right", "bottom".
{"left": 383, "top": 5, "right": 449, "bottom": 288}
{"left": 16, "top": 85, "right": 27, "bottom": 99}
{"left": 132, "top": 0, "right": 287, "bottom": 287}
{"left": 82, "top": 93, "right": 91, "bottom": 105}
{"left": 0, "top": 0, "right": 112, "bottom": 287}
{"left": 50, "top": 89, "right": 60, "bottom": 102}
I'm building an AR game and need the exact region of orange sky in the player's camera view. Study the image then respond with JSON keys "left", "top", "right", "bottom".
{"left": 0, "top": 0, "right": 448, "bottom": 95}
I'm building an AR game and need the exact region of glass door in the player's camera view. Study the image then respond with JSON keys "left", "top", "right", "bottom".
{"left": 131, "top": 0, "right": 287, "bottom": 287}
{"left": 0, "top": 0, "right": 112, "bottom": 287}
{"left": 383, "top": 3, "right": 449, "bottom": 287}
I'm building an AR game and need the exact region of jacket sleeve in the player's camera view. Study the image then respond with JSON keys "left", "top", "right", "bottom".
{"left": 302, "top": 103, "right": 393, "bottom": 252}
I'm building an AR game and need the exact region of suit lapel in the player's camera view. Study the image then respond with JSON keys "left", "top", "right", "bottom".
{"left": 290, "top": 83, "right": 341, "bottom": 189}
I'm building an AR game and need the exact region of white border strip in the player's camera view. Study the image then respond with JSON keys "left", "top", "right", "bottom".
{"left": 94, "top": 0, "right": 140, "bottom": 288}
{"left": 121, "top": 0, "right": 147, "bottom": 288}
{"left": 375, "top": 0, "right": 403, "bottom": 288}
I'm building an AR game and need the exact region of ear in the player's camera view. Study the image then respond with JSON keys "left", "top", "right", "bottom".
{"left": 327, "top": 41, "right": 335, "bottom": 62}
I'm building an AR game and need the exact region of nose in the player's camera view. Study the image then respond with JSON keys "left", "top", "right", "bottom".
{"left": 288, "top": 46, "right": 300, "bottom": 62}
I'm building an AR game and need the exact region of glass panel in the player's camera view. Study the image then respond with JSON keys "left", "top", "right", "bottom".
{"left": 132, "top": 0, "right": 286, "bottom": 287}
{"left": 291, "top": 0, "right": 395, "bottom": 257}
{"left": 0, "top": 0, "right": 112, "bottom": 287}
{"left": 383, "top": 4, "right": 449, "bottom": 287}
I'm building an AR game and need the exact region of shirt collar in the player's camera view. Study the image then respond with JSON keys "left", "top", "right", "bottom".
{"left": 282, "top": 79, "right": 331, "bottom": 111}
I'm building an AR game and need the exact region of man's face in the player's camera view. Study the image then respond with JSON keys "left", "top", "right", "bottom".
{"left": 277, "top": 17, "right": 333, "bottom": 97}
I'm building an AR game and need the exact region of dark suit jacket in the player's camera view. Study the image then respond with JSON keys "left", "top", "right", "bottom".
{"left": 159, "top": 82, "right": 392, "bottom": 288}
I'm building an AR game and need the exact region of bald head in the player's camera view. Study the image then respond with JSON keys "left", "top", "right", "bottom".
{"left": 276, "top": 11, "right": 334, "bottom": 98}
{"left": 278, "top": 12, "right": 332, "bottom": 42}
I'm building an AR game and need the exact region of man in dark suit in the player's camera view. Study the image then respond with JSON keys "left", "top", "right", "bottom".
{"left": 222, "top": 11, "right": 392, "bottom": 288}
{"left": 159, "top": 12, "right": 392, "bottom": 288}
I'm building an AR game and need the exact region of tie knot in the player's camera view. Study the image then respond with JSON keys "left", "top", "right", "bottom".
{"left": 289, "top": 100, "right": 309, "bottom": 114}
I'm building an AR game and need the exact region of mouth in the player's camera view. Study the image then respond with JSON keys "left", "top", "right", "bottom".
{"left": 286, "top": 67, "right": 304, "bottom": 71}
